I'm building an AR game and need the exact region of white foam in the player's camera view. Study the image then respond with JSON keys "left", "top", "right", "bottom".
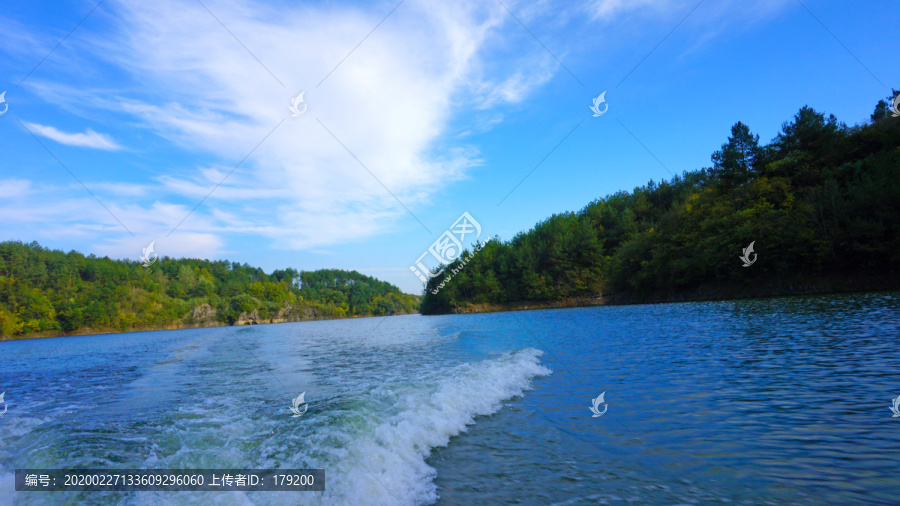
{"left": 328, "top": 348, "right": 551, "bottom": 506}
{"left": 0, "top": 349, "right": 550, "bottom": 506}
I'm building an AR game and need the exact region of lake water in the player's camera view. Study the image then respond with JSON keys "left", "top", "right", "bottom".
{"left": 2, "top": 291, "right": 899, "bottom": 505}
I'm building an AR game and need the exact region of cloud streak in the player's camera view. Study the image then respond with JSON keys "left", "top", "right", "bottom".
{"left": 7, "top": 0, "right": 796, "bottom": 265}
{"left": 21, "top": 122, "right": 123, "bottom": 150}
{"left": 53, "top": 0, "right": 545, "bottom": 251}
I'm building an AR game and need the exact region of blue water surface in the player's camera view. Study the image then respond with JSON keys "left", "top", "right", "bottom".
{"left": 1, "top": 291, "right": 899, "bottom": 505}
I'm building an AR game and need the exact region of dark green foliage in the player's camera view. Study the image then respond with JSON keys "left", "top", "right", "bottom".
{"left": 420, "top": 95, "right": 900, "bottom": 313}
{"left": 297, "top": 269, "right": 415, "bottom": 316}
{"left": 869, "top": 89, "right": 899, "bottom": 123}
{"left": 711, "top": 121, "right": 761, "bottom": 187}
{"left": 0, "top": 246, "right": 417, "bottom": 338}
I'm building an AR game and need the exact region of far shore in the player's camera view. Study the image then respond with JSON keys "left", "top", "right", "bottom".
{"left": 421, "top": 272, "right": 900, "bottom": 315}
{"left": 0, "top": 311, "right": 413, "bottom": 342}
{"left": 6, "top": 272, "right": 898, "bottom": 341}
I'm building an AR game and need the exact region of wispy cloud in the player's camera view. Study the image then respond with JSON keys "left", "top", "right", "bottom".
{"left": 8, "top": 0, "right": 797, "bottom": 262}
{"left": 0, "top": 179, "right": 33, "bottom": 199}
{"left": 588, "top": 0, "right": 792, "bottom": 26}
{"left": 22, "top": 122, "right": 123, "bottom": 150}
{"left": 19, "top": 0, "right": 549, "bottom": 252}
{"left": 590, "top": 0, "right": 678, "bottom": 19}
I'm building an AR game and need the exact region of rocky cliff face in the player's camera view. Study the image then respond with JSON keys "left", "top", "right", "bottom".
{"left": 232, "top": 303, "right": 335, "bottom": 325}
{"left": 188, "top": 303, "right": 218, "bottom": 324}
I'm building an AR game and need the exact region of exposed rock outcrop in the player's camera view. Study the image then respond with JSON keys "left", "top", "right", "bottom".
{"left": 188, "top": 303, "right": 218, "bottom": 324}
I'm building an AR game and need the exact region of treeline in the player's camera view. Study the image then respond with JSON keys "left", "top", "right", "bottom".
{"left": 0, "top": 244, "right": 417, "bottom": 338}
{"left": 420, "top": 92, "right": 900, "bottom": 313}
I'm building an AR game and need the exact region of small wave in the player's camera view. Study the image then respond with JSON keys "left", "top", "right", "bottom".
{"left": 0, "top": 473, "right": 13, "bottom": 504}
{"left": 331, "top": 348, "right": 551, "bottom": 506}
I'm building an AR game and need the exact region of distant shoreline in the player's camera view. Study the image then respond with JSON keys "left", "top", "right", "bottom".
{"left": 421, "top": 272, "right": 900, "bottom": 315}
{"left": 0, "top": 310, "right": 413, "bottom": 342}
{"left": 7, "top": 274, "right": 898, "bottom": 339}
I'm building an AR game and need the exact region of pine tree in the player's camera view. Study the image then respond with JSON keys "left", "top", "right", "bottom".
{"left": 710, "top": 121, "right": 760, "bottom": 187}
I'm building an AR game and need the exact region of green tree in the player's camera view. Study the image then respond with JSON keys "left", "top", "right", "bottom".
{"left": 711, "top": 121, "right": 760, "bottom": 187}
{"left": 419, "top": 91, "right": 900, "bottom": 313}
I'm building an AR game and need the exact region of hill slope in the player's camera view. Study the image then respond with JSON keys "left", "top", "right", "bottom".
{"left": 420, "top": 93, "right": 900, "bottom": 314}
{"left": 0, "top": 242, "right": 418, "bottom": 339}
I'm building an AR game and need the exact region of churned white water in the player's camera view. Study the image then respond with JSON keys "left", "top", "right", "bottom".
{"left": 0, "top": 316, "right": 551, "bottom": 505}
{"left": 5, "top": 293, "right": 900, "bottom": 504}
{"left": 317, "top": 348, "right": 551, "bottom": 506}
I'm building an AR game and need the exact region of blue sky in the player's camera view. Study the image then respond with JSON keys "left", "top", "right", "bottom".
{"left": 0, "top": 0, "right": 896, "bottom": 293}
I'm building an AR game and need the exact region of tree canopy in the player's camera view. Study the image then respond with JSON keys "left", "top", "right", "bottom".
{"left": 0, "top": 246, "right": 417, "bottom": 339}
{"left": 420, "top": 92, "right": 900, "bottom": 314}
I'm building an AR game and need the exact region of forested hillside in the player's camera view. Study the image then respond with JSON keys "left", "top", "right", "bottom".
{"left": 420, "top": 92, "right": 900, "bottom": 314}
{"left": 0, "top": 243, "right": 417, "bottom": 339}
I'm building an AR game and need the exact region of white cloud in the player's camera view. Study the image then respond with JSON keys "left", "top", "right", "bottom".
{"left": 23, "top": 0, "right": 551, "bottom": 253}
{"left": 8, "top": 0, "right": 801, "bottom": 263}
{"left": 590, "top": 0, "right": 677, "bottom": 19}
{"left": 588, "top": 0, "right": 792, "bottom": 26}
{"left": 94, "top": 233, "right": 226, "bottom": 263}
{"left": 17, "top": 0, "right": 799, "bottom": 260}
{"left": 0, "top": 179, "right": 33, "bottom": 199}
{"left": 21, "top": 122, "right": 123, "bottom": 150}
{"left": 474, "top": 56, "right": 559, "bottom": 109}
{"left": 0, "top": 183, "right": 227, "bottom": 260}
{"left": 93, "top": 182, "right": 151, "bottom": 197}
